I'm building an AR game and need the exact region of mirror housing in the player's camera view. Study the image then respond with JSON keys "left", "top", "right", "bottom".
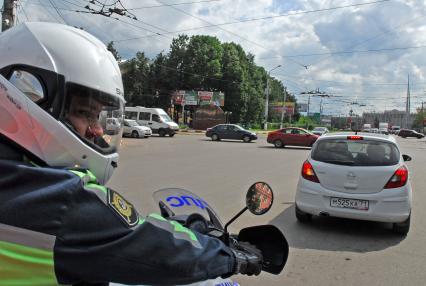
{"left": 246, "top": 182, "right": 274, "bottom": 215}
{"left": 402, "top": 154, "right": 412, "bottom": 162}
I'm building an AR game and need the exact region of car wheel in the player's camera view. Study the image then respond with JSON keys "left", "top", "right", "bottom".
{"left": 211, "top": 134, "right": 219, "bottom": 141}
{"left": 393, "top": 214, "right": 410, "bottom": 235}
{"left": 131, "top": 131, "right": 139, "bottom": 138}
{"left": 295, "top": 205, "right": 312, "bottom": 223}
{"left": 243, "top": 135, "right": 251, "bottom": 143}
{"left": 274, "top": 139, "right": 283, "bottom": 148}
{"left": 169, "top": 132, "right": 175, "bottom": 137}
{"left": 158, "top": 129, "right": 166, "bottom": 137}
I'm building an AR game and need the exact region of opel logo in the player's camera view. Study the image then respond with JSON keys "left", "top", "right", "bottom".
{"left": 347, "top": 172, "right": 356, "bottom": 180}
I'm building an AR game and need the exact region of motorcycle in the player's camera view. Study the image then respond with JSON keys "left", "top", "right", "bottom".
{"left": 111, "top": 182, "right": 289, "bottom": 286}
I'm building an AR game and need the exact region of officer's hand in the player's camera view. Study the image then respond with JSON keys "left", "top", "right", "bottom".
{"left": 231, "top": 241, "right": 263, "bottom": 276}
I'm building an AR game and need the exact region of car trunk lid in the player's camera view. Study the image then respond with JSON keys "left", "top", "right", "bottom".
{"left": 311, "top": 161, "right": 399, "bottom": 194}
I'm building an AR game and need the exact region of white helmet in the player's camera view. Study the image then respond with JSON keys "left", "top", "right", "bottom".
{"left": 0, "top": 22, "right": 125, "bottom": 184}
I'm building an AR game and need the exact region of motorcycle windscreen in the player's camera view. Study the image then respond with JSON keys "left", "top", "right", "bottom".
{"left": 153, "top": 188, "right": 223, "bottom": 229}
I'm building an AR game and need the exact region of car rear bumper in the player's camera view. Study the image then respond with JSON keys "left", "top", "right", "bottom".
{"left": 295, "top": 178, "right": 411, "bottom": 223}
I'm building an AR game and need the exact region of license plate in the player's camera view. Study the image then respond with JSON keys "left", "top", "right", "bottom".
{"left": 330, "top": 197, "right": 369, "bottom": 211}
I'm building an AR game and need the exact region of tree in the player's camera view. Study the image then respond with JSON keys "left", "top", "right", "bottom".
{"left": 120, "top": 52, "right": 150, "bottom": 106}
{"left": 183, "top": 35, "right": 223, "bottom": 89}
{"left": 117, "top": 34, "right": 297, "bottom": 126}
{"left": 106, "top": 41, "right": 121, "bottom": 62}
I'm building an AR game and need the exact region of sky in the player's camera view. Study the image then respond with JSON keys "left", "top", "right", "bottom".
{"left": 2, "top": 0, "right": 426, "bottom": 116}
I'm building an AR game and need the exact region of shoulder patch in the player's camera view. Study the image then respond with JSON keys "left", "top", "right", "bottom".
{"left": 107, "top": 189, "right": 139, "bottom": 227}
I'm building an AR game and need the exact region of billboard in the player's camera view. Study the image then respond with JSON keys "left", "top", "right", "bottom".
{"left": 172, "top": 90, "right": 225, "bottom": 106}
{"left": 270, "top": 102, "right": 295, "bottom": 115}
{"left": 298, "top": 103, "right": 308, "bottom": 113}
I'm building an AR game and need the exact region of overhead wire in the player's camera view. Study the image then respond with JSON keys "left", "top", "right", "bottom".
{"left": 307, "top": 12, "right": 426, "bottom": 67}
{"left": 46, "top": 0, "right": 68, "bottom": 24}
{"left": 39, "top": 0, "right": 65, "bottom": 22}
{"left": 155, "top": 0, "right": 308, "bottom": 69}
{"left": 257, "top": 44, "right": 426, "bottom": 60}
{"left": 113, "top": 0, "right": 390, "bottom": 43}
{"left": 17, "top": 0, "right": 30, "bottom": 21}
{"left": 127, "top": 0, "right": 221, "bottom": 10}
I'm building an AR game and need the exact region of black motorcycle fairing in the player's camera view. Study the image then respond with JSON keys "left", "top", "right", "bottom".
{"left": 238, "top": 224, "right": 289, "bottom": 275}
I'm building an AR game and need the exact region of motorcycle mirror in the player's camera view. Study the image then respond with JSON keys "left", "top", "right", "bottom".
{"left": 223, "top": 182, "right": 274, "bottom": 242}
{"left": 246, "top": 182, "right": 274, "bottom": 215}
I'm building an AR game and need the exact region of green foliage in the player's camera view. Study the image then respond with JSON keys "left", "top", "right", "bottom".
{"left": 106, "top": 41, "right": 121, "bottom": 61}
{"left": 413, "top": 111, "right": 426, "bottom": 129}
{"left": 119, "top": 34, "right": 297, "bottom": 126}
{"left": 297, "top": 116, "right": 317, "bottom": 130}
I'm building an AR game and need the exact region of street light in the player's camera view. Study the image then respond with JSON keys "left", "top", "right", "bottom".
{"left": 279, "top": 86, "right": 287, "bottom": 129}
{"left": 264, "top": 64, "right": 281, "bottom": 130}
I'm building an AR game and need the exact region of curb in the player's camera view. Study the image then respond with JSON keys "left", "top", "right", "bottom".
{"left": 177, "top": 130, "right": 205, "bottom": 135}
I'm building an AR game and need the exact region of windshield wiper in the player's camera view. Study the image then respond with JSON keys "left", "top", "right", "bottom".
{"left": 322, "top": 159, "right": 355, "bottom": 166}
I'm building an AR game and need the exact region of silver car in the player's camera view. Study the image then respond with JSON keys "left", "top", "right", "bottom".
{"left": 295, "top": 133, "right": 412, "bottom": 235}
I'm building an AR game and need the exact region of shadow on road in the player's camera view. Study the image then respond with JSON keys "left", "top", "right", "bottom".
{"left": 199, "top": 139, "right": 256, "bottom": 143}
{"left": 257, "top": 146, "right": 312, "bottom": 151}
{"left": 269, "top": 205, "right": 405, "bottom": 253}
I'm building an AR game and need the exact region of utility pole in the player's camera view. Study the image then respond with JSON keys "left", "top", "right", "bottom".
{"left": 405, "top": 74, "right": 411, "bottom": 129}
{"left": 280, "top": 87, "right": 287, "bottom": 129}
{"left": 307, "top": 95, "right": 311, "bottom": 116}
{"left": 264, "top": 65, "right": 281, "bottom": 130}
{"left": 422, "top": 101, "right": 425, "bottom": 133}
{"left": 264, "top": 77, "right": 270, "bottom": 130}
{"left": 1, "top": 0, "right": 17, "bottom": 32}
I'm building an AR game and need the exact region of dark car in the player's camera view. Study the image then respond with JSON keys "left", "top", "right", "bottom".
{"left": 398, "top": 129, "right": 425, "bottom": 139}
{"left": 206, "top": 124, "right": 257, "bottom": 142}
{"left": 267, "top": 127, "right": 319, "bottom": 148}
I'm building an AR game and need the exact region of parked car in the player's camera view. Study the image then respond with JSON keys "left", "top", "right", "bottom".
{"left": 295, "top": 133, "right": 412, "bottom": 235}
{"left": 370, "top": 128, "right": 379, "bottom": 133}
{"left": 267, "top": 127, "right": 319, "bottom": 148}
{"left": 123, "top": 119, "right": 152, "bottom": 138}
{"left": 379, "top": 128, "right": 389, "bottom": 135}
{"left": 397, "top": 129, "right": 425, "bottom": 139}
{"left": 390, "top": 126, "right": 400, "bottom": 134}
{"left": 205, "top": 124, "right": 257, "bottom": 142}
{"left": 312, "top": 127, "right": 329, "bottom": 136}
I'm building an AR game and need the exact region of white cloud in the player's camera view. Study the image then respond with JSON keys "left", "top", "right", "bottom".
{"left": 5, "top": 0, "right": 426, "bottom": 114}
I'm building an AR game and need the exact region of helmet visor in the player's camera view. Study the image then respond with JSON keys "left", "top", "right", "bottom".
{"left": 62, "top": 83, "right": 124, "bottom": 155}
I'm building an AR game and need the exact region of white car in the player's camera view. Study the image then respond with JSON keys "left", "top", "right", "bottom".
{"left": 312, "top": 127, "right": 329, "bottom": 136}
{"left": 295, "top": 133, "right": 412, "bottom": 235}
{"left": 123, "top": 119, "right": 152, "bottom": 138}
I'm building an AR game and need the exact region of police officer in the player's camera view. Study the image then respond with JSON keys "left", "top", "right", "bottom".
{"left": 0, "top": 22, "right": 262, "bottom": 285}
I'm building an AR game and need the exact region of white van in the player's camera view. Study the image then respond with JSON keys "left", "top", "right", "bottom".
{"left": 362, "top": 123, "right": 371, "bottom": 132}
{"left": 125, "top": 106, "right": 179, "bottom": 137}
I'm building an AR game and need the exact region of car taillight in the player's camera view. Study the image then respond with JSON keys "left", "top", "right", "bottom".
{"left": 384, "top": 166, "right": 408, "bottom": 189}
{"left": 301, "top": 161, "right": 320, "bottom": 183}
{"left": 347, "top": 135, "right": 363, "bottom": 140}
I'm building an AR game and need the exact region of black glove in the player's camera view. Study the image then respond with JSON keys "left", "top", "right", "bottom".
{"left": 231, "top": 241, "right": 263, "bottom": 276}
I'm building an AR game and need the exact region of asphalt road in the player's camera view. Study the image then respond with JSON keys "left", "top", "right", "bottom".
{"left": 108, "top": 133, "right": 426, "bottom": 286}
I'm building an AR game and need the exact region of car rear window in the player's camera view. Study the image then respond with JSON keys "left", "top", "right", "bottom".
{"left": 311, "top": 139, "right": 400, "bottom": 166}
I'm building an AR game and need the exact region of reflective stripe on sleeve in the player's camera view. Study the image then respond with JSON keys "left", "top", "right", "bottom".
{"left": 0, "top": 223, "right": 58, "bottom": 285}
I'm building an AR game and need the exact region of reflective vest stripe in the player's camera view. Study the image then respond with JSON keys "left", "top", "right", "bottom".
{"left": 0, "top": 223, "right": 58, "bottom": 285}
{"left": 147, "top": 214, "right": 200, "bottom": 248}
{"left": 0, "top": 240, "right": 57, "bottom": 286}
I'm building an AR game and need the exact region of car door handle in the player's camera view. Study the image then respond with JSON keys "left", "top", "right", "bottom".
{"left": 148, "top": 123, "right": 153, "bottom": 125}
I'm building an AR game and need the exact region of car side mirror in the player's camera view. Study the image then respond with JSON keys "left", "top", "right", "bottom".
{"left": 402, "top": 154, "right": 412, "bottom": 162}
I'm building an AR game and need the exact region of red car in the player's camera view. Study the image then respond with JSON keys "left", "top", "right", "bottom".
{"left": 267, "top": 127, "right": 319, "bottom": 148}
